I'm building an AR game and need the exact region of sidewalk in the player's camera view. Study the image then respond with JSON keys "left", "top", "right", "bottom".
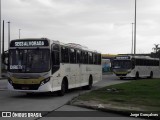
{"left": 0, "top": 78, "right": 7, "bottom": 90}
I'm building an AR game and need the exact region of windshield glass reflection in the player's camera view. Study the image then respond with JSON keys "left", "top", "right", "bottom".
{"left": 9, "top": 49, "right": 50, "bottom": 73}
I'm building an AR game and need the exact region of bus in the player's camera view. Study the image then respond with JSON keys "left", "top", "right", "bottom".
{"left": 112, "top": 55, "right": 160, "bottom": 79}
{"left": 7, "top": 38, "right": 102, "bottom": 95}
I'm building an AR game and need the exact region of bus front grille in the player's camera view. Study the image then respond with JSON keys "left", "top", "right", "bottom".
{"left": 116, "top": 74, "right": 127, "bottom": 76}
{"left": 12, "top": 84, "right": 40, "bottom": 90}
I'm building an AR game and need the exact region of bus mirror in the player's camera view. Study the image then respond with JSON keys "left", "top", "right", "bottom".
{"left": 2, "top": 56, "right": 8, "bottom": 65}
{"left": 2, "top": 51, "right": 9, "bottom": 65}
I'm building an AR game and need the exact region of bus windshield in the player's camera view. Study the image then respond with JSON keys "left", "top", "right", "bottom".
{"left": 113, "top": 60, "right": 132, "bottom": 69}
{"left": 9, "top": 49, "right": 50, "bottom": 73}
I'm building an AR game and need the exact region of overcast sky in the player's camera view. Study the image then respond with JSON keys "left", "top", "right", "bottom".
{"left": 2, "top": 0, "right": 160, "bottom": 54}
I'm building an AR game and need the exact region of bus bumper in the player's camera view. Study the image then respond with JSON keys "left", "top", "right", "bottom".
{"left": 7, "top": 81, "right": 52, "bottom": 93}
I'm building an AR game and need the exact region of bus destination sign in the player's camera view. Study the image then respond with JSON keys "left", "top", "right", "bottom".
{"left": 115, "top": 56, "right": 130, "bottom": 60}
{"left": 10, "top": 40, "right": 49, "bottom": 47}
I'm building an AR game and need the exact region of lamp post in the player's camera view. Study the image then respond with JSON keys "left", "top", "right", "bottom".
{"left": 0, "top": 0, "right": 2, "bottom": 77}
{"left": 19, "top": 29, "right": 21, "bottom": 39}
{"left": 134, "top": 0, "right": 137, "bottom": 55}
{"left": 131, "top": 23, "right": 134, "bottom": 54}
{"left": 7, "top": 21, "right": 10, "bottom": 50}
{"left": 2, "top": 20, "right": 4, "bottom": 54}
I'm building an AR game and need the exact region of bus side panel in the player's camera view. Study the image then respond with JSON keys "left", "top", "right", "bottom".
{"left": 51, "top": 70, "right": 61, "bottom": 92}
{"left": 70, "top": 64, "right": 79, "bottom": 88}
{"left": 59, "top": 63, "right": 81, "bottom": 89}
{"left": 80, "top": 64, "right": 88, "bottom": 87}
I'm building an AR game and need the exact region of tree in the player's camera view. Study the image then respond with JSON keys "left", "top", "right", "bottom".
{"left": 152, "top": 44, "right": 160, "bottom": 53}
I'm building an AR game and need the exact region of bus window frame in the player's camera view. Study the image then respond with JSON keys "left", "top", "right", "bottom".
{"left": 51, "top": 44, "right": 60, "bottom": 74}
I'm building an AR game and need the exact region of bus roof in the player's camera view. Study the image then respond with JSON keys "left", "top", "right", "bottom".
{"left": 10, "top": 38, "right": 100, "bottom": 53}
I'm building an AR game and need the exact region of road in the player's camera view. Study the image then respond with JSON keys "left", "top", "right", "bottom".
{"left": 0, "top": 74, "right": 143, "bottom": 120}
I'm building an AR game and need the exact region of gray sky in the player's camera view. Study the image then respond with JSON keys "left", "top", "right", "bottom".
{"left": 2, "top": 0, "right": 160, "bottom": 54}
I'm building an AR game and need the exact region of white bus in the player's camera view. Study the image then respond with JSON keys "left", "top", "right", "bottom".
{"left": 112, "top": 55, "right": 160, "bottom": 79}
{"left": 7, "top": 38, "right": 102, "bottom": 95}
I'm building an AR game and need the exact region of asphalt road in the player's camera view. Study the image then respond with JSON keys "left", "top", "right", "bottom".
{"left": 0, "top": 74, "right": 144, "bottom": 120}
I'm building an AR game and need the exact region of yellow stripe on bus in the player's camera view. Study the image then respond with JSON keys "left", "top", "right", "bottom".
{"left": 11, "top": 77, "right": 44, "bottom": 84}
{"left": 114, "top": 72, "right": 128, "bottom": 74}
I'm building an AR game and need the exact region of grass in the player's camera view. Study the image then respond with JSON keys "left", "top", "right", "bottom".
{"left": 77, "top": 78, "right": 160, "bottom": 111}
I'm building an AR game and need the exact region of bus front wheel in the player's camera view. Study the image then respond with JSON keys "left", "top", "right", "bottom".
{"left": 58, "top": 79, "right": 68, "bottom": 96}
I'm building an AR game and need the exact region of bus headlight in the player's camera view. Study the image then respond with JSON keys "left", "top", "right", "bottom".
{"left": 127, "top": 70, "right": 132, "bottom": 73}
{"left": 40, "top": 77, "right": 50, "bottom": 86}
{"left": 8, "top": 78, "right": 13, "bottom": 85}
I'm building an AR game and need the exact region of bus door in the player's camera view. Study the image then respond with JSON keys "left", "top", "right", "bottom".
{"left": 51, "top": 44, "right": 60, "bottom": 90}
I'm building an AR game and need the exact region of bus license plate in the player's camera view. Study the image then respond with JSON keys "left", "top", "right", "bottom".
{"left": 22, "top": 86, "right": 29, "bottom": 90}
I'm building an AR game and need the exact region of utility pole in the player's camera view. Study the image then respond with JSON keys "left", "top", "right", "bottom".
{"left": 0, "top": 0, "right": 2, "bottom": 77}
{"left": 131, "top": 23, "right": 134, "bottom": 54}
{"left": 2, "top": 20, "right": 4, "bottom": 54}
{"left": 8, "top": 21, "right": 10, "bottom": 50}
{"left": 134, "top": 0, "right": 137, "bottom": 56}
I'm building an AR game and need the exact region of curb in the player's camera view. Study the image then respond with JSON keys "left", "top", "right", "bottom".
{"left": 68, "top": 99, "right": 160, "bottom": 120}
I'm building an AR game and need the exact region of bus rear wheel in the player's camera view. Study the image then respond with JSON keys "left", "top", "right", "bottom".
{"left": 135, "top": 72, "right": 139, "bottom": 80}
{"left": 149, "top": 71, "right": 153, "bottom": 79}
{"left": 83, "top": 76, "right": 93, "bottom": 90}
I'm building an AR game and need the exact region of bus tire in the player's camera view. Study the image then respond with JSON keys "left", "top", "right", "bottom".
{"left": 58, "top": 79, "right": 68, "bottom": 96}
{"left": 83, "top": 75, "right": 93, "bottom": 90}
{"left": 149, "top": 71, "right": 153, "bottom": 79}
{"left": 135, "top": 72, "right": 139, "bottom": 80}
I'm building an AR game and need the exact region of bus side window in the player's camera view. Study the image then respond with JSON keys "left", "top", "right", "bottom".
{"left": 84, "top": 52, "right": 88, "bottom": 64}
{"left": 136, "top": 59, "right": 140, "bottom": 66}
{"left": 81, "top": 51, "right": 84, "bottom": 64}
{"left": 94, "top": 53, "right": 98, "bottom": 65}
{"left": 77, "top": 50, "right": 81, "bottom": 64}
{"left": 70, "top": 48, "right": 76, "bottom": 64}
{"left": 51, "top": 44, "right": 60, "bottom": 74}
{"left": 157, "top": 60, "right": 160, "bottom": 66}
{"left": 88, "top": 52, "right": 93, "bottom": 64}
{"left": 98, "top": 54, "right": 101, "bottom": 65}
{"left": 61, "top": 46, "right": 69, "bottom": 63}
{"left": 132, "top": 60, "right": 135, "bottom": 69}
{"left": 93, "top": 53, "right": 95, "bottom": 64}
